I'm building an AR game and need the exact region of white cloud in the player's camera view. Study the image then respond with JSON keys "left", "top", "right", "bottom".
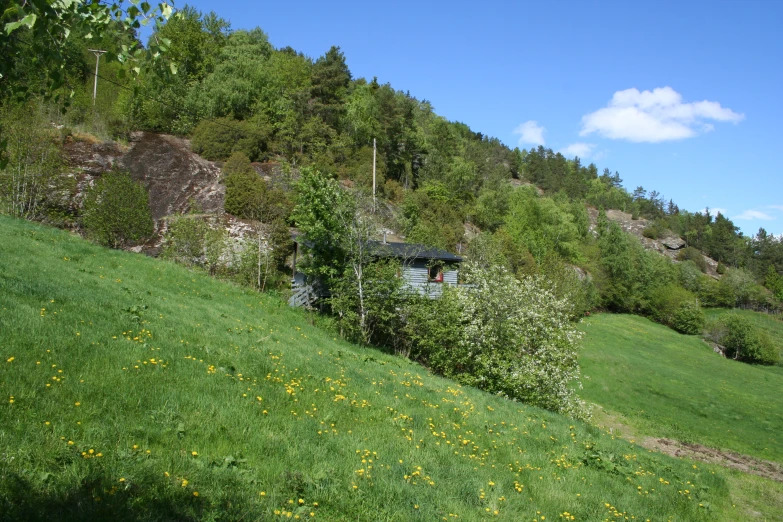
{"left": 733, "top": 209, "right": 774, "bottom": 221}
{"left": 580, "top": 87, "right": 744, "bottom": 143}
{"left": 768, "top": 205, "right": 783, "bottom": 212}
{"left": 703, "top": 207, "right": 728, "bottom": 217}
{"left": 513, "top": 120, "right": 546, "bottom": 146}
{"left": 559, "top": 142, "right": 596, "bottom": 158}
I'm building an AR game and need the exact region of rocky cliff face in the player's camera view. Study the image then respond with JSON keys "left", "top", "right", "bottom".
{"left": 121, "top": 132, "right": 224, "bottom": 221}
{"left": 586, "top": 206, "right": 720, "bottom": 278}
{"left": 63, "top": 132, "right": 261, "bottom": 254}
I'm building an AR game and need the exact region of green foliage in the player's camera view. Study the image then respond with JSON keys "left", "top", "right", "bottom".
{"left": 597, "top": 222, "right": 681, "bottom": 316}
{"left": 187, "top": 29, "right": 274, "bottom": 121}
{"left": 407, "top": 263, "right": 588, "bottom": 419}
{"left": 0, "top": 0, "right": 172, "bottom": 104}
{"left": 645, "top": 284, "right": 704, "bottom": 334}
{"left": 191, "top": 117, "right": 271, "bottom": 161}
{"left": 473, "top": 185, "right": 510, "bottom": 231}
{"left": 400, "top": 188, "right": 464, "bottom": 251}
{"left": 765, "top": 265, "right": 783, "bottom": 301}
{"left": 329, "top": 260, "right": 407, "bottom": 348}
{"left": 291, "top": 168, "right": 352, "bottom": 283}
{"left": 671, "top": 301, "right": 706, "bottom": 335}
{"left": 223, "top": 151, "right": 291, "bottom": 222}
{"left": 642, "top": 225, "right": 659, "bottom": 239}
{"left": 465, "top": 231, "right": 536, "bottom": 277}
{"left": 677, "top": 246, "right": 708, "bottom": 272}
{"left": 708, "top": 314, "right": 779, "bottom": 365}
{"left": 232, "top": 218, "right": 292, "bottom": 292}
{"left": 597, "top": 222, "right": 643, "bottom": 312}
{"left": 538, "top": 257, "right": 599, "bottom": 320}
{"left": 0, "top": 105, "right": 68, "bottom": 221}
{"left": 81, "top": 170, "right": 153, "bottom": 248}
{"left": 161, "top": 214, "right": 228, "bottom": 275}
{"left": 343, "top": 83, "right": 381, "bottom": 146}
{"left": 703, "top": 308, "right": 783, "bottom": 365}
{"left": 503, "top": 186, "right": 581, "bottom": 262}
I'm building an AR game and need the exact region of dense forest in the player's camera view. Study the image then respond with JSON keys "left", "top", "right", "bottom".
{"left": 2, "top": 4, "right": 782, "bottom": 374}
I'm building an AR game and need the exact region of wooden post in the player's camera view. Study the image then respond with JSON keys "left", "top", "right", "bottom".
{"left": 291, "top": 241, "right": 298, "bottom": 283}
{"left": 372, "top": 138, "right": 377, "bottom": 212}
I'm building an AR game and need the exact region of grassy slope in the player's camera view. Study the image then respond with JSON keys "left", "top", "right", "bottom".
{"left": 578, "top": 314, "right": 783, "bottom": 463}
{"left": 704, "top": 307, "right": 783, "bottom": 364}
{"left": 0, "top": 215, "right": 730, "bottom": 521}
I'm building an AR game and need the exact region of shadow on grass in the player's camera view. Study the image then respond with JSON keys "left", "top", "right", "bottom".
{"left": 0, "top": 470, "right": 211, "bottom": 522}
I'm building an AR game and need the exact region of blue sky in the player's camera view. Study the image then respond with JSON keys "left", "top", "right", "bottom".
{"left": 161, "top": 0, "right": 782, "bottom": 236}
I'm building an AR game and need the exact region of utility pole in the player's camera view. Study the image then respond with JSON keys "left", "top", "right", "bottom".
{"left": 88, "top": 49, "right": 107, "bottom": 106}
{"left": 372, "top": 137, "right": 377, "bottom": 212}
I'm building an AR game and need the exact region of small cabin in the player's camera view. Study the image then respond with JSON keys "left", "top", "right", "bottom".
{"left": 289, "top": 238, "right": 463, "bottom": 307}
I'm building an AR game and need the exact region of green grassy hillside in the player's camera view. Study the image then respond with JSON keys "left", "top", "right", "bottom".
{"left": 0, "top": 215, "right": 731, "bottom": 521}
{"left": 579, "top": 314, "right": 783, "bottom": 463}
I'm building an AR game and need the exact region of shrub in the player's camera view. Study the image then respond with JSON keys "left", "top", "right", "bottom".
{"left": 405, "top": 263, "right": 588, "bottom": 419}
{"left": 646, "top": 284, "right": 704, "bottom": 334}
{"left": 642, "top": 226, "right": 659, "bottom": 239}
{"left": 671, "top": 302, "right": 706, "bottom": 335}
{"left": 223, "top": 152, "right": 292, "bottom": 224}
{"left": 677, "top": 246, "right": 707, "bottom": 273}
{"left": 82, "top": 170, "right": 153, "bottom": 248}
{"left": 709, "top": 314, "right": 779, "bottom": 365}
{"left": 383, "top": 178, "right": 404, "bottom": 204}
{"left": 698, "top": 276, "right": 736, "bottom": 308}
{"left": 0, "top": 105, "right": 68, "bottom": 221}
{"left": 161, "top": 214, "right": 228, "bottom": 275}
{"left": 191, "top": 117, "right": 270, "bottom": 162}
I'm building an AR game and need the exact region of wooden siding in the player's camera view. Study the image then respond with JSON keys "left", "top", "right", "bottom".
{"left": 401, "top": 260, "right": 459, "bottom": 299}
{"left": 290, "top": 260, "right": 460, "bottom": 306}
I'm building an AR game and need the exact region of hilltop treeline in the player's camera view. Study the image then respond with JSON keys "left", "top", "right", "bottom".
{"left": 2, "top": 6, "right": 782, "bottom": 333}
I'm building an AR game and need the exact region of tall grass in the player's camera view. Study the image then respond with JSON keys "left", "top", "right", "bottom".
{"left": 1, "top": 216, "right": 730, "bottom": 520}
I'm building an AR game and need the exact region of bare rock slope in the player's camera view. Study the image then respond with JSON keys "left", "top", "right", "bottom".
{"left": 63, "top": 132, "right": 264, "bottom": 254}
{"left": 587, "top": 207, "right": 720, "bottom": 278}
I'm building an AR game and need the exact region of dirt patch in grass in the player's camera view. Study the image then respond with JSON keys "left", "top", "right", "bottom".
{"left": 644, "top": 437, "right": 783, "bottom": 483}
{"left": 591, "top": 404, "right": 783, "bottom": 483}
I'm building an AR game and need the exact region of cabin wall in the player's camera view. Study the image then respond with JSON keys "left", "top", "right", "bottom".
{"left": 401, "top": 260, "right": 459, "bottom": 299}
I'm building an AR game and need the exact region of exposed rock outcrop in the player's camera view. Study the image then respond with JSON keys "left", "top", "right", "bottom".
{"left": 121, "top": 132, "right": 224, "bottom": 221}
{"left": 586, "top": 206, "right": 720, "bottom": 278}
{"left": 63, "top": 131, "right": 267, "bottom": 255}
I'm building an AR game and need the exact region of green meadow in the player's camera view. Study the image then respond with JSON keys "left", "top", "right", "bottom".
{"left": 579, "top": 313, "right": 783, "bottom": 520}
{"left": 0, "top": 215, "right": 735, "bottom": 520}
{"left": 578, "top": 313, "right": 783, "bottom": 464}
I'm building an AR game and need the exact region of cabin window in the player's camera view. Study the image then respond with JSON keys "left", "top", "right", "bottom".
{"left": 428, "top": 265, "right": 444, "bottom": 283}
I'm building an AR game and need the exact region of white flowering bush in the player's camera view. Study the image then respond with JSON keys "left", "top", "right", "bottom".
{"left": 408, "top": 263, "right": 588, "bottom": 419}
